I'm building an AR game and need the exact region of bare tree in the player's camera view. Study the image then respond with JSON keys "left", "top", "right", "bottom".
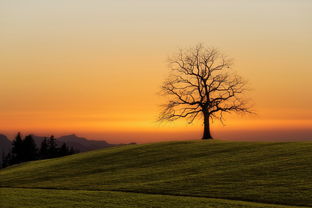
{"left": 159, "top": 44, "right": 252, "bottom": 140}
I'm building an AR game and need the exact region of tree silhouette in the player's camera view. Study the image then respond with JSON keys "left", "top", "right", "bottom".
{"left": 58, "top": 143, "right": 68, "bottom": 156}
{"left": 10, "top": 133, "right": 38, "bottom": 164}
{"left": 1, "top": 152, "right": 11, "bottom": 168}
{"left": 159, "top": 44, "right": 252, "bottom": 139}
{"left": 39, "top": 137, "right": 49, "bottom": 159}
{"left": 23, "top": 135, "right": 38, "bottom": 161}
{"left": 1, "top": 133, "right": 77, "bottom": 168}
{"left": 47, "top": 135, "right": 57, "bottom": 158}
{"left": 69, "top": 147, "right": 76, "bottom": 155}
{"left": 11, "top": 132, "right": 24, "bottom": 163}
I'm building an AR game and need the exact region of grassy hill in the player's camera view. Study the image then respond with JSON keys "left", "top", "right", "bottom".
{"left": 1, "top": 140, "right": 312, "bottom": 208}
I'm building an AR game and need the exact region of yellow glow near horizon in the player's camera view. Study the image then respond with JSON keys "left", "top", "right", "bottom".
{"left": 0, "top": 0, "right": 312, "bottom": 142}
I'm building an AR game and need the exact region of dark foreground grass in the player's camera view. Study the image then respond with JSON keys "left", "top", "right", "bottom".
{"left": 0, "top": 188, "right": 308, "bottom": 208}
{"left": 1, "top": 140, "right": 312, "bottom": 207}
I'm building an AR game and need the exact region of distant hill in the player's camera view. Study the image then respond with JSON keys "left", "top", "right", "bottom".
{"left": 31, "top": 134, "right": 118, "bottom": 152}
{"left": 0, "top": 134, "right": 127, "bottom": 163}
{"left": 0, "top": 134, "right": 11, "bottom": 154}
{"left": 1, "top": 140, "right": 312, "bottom": 207}
{"left": 0, "top": 134, "right": 11, "bottom": 166}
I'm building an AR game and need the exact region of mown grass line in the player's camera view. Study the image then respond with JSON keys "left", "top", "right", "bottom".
{"left": 1, "top": 187, "right": 311, "bottom": 208}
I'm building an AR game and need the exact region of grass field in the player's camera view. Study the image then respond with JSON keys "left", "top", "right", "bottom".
{"left": 1, "top": 188, "right": 308, "bottom": 208}
{"left": 1, "top": 140, "right": 312, "bottom": 207}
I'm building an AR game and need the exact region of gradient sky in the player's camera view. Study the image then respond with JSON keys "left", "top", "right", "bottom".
{"left": 0, "top": 0, "right": 312, "bottom": 143}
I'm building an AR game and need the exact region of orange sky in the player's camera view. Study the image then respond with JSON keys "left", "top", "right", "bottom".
{"left": 0, "top": 0, "right": 311, "bottom": 143}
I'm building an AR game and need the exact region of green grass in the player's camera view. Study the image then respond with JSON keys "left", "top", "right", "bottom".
{"left": 1, "top": 140, "right": 312, "bottom": 207}
{"left": 0, "top": 188, "right": 308, "bottom": 208}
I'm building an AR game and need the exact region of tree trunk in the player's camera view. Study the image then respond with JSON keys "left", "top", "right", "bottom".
{"left": 202, "top": 111, "right": 212, "bottom": 140}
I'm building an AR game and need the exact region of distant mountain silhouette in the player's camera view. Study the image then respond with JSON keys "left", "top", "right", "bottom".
{"left": 0, "top": 134, "right": 12, "bottom": 166}
{"left": 0, "top": 134, "right": 129, "bottom": 164}
{"left": 32, "top": 134, "right": 117, "bottom": 152}
{"left": 58, "top": 134, "right": 115, "bottom": 151}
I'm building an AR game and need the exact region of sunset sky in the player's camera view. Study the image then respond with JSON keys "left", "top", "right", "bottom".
{"left": 0, "top": 0, "right": 311, "bottom": 143}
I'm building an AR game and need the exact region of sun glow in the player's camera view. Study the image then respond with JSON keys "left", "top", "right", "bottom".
{"left": 0, "top": 0, "right": 311, "bottom": 142}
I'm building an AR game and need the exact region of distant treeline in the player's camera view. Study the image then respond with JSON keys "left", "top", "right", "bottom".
{"left": 1, "top": 133, "right": 76, "bottom": 168}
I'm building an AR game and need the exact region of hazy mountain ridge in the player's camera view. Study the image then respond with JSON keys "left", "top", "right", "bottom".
{"left": 0, "top": 134, "right": 11, "bottom": 155}
{"left": 31, "top": 134, "right": 118, "bottom": 152}
{"left": 0, "top": 134, "right": 128, "bottom": 163}
{"left": 0, "top": 135, "right": 12, "bottom": 166}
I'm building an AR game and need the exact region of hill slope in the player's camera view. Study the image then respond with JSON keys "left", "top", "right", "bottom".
{"left": 1, "top": 140, "right": 312, "bottom": 207}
